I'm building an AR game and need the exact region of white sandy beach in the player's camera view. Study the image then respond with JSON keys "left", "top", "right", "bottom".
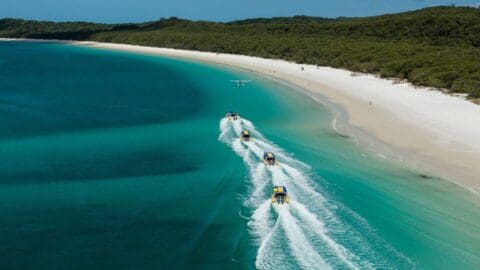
{"left": 3, "top": 39, "right": 480, "bottom": 192}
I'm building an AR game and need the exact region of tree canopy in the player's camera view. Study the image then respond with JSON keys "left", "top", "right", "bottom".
{"left": 1, "top": 6, "right": 479, "bottom": 98}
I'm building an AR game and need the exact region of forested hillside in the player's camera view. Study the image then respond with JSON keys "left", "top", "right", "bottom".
{"left": 1, "top": 6, "right": 479, "bottom": 97}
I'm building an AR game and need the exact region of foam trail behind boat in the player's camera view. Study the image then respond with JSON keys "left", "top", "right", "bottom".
{"left": 250, "top": 201, "right": 281, "bottom": 269}
{"left": 291, "top": 201, "right": 372, "bottom": 269}
{"left": 277, "top": 206, "right": 331, "bottom": 270}
{"left": 218, "top": 116, "right": 409, "bottom": 269}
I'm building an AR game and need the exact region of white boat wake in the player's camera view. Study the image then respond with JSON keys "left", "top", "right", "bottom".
{"left": 219, "top": 117, "right": 412, "bottom": 269}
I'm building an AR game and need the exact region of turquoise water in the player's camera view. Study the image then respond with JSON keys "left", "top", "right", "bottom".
{"left": 0, "top": 41, "right": 479, "bottom": 269}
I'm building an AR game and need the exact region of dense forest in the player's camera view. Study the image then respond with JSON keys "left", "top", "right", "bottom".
{"left": 1, "top": 6, "right": 479, "bottom": 98}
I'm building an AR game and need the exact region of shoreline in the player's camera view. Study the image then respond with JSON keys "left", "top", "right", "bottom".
{"left": 3, "top": 38, "right": 480, "bottom": 193}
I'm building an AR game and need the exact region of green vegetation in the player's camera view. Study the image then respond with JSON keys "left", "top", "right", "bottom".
{"left": 0, "top": 18, "right": 112, "bottom": 39}
{"left": 1, "top": 6, "right": 480, "bottom": 97}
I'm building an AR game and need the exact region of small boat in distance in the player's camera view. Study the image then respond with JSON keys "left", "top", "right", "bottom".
{"left": 230, "top": 80, "right": 252, "bottom": 86}
{"left": 240, "top": 130, "right": 251, "bottom": 142}
{"left": 263, "top": 152, "right": 278, "bottom": 166}
{"left": 225, "top": 111, "right": 239, "bottom": 121}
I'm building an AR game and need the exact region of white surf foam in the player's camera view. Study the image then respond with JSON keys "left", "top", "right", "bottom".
{"left": 218, "top": 116, "right": 406, "bottom": 269}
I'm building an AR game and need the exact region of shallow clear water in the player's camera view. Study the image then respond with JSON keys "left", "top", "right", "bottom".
{"left": 0, "top": 41, "right": 479, "bottom": 269}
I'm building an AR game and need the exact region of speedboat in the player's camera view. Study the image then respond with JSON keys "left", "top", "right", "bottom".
{"left": 271, "top": 186, "right": 289, "bottom": 204}
{"left": 240, "top": 130, "right": 251, "bottom": 142}
{"left": 226, "top": 111, "right": 239, "bottom": 121}
{"left": 263, "top": 152, "right": 278, "bottom": 166}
